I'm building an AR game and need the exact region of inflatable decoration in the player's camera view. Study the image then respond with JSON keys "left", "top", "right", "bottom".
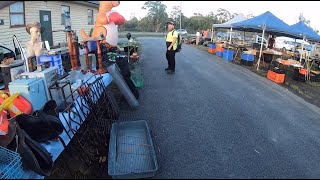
{"left": 81, "top": 1, "right": 126, "bottom": 48}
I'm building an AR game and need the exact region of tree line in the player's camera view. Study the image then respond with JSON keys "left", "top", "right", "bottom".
{"left": 119, "top": 1, "right": 319, "bottom": 35}
{"left": 119, "top": 1, "right": 241, "bottom": 34}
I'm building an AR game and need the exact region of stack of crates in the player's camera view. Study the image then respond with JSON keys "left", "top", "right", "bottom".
{"left": 216, "top": 45, "right": 224, "bottom": 57}
{"left": 223, "top": 49, "right": 234, "bottom": 61}
{"left": 207, "top": 43, "right": 216, "bottom": 54}
{"left": 38, "top": 54, "right": 64, "bottom": 75}
{"left": 240, "top": 53, "right": 255, "bottom": 66}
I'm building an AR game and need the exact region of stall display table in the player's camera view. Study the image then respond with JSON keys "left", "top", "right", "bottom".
{"left": 21, "top": 73, "right": 113, "bottom": 179}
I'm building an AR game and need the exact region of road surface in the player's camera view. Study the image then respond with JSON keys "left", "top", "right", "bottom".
{"left": 118, "top": 37, "right": 320, "bottom": 178}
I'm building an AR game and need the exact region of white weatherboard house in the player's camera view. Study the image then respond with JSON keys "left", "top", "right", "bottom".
{"left": 0, "top": 1, "right": 99, "bottom": 50}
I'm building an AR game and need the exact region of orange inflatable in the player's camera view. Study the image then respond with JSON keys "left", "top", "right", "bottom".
{"left": 0, "top": 91, "right": 32, "bottom": 135}
{"left": 0, "top": 92, "right": 32, "bottom": 119}
{"left": 81, "top": 1, "right": 126, "bottom": 48}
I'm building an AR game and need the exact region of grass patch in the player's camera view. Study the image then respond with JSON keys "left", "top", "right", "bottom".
{"left": 119, "top": 34, "right": 166, "bottom": 39}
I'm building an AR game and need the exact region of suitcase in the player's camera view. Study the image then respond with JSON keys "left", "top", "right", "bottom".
{"left": 9, "top": 78, "right": 48, "bottom": 112}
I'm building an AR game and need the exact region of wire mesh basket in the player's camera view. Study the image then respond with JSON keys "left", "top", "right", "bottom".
{"left": 108, "top": 120, "right": 158, "bottom": 179}
{"left": 0, "top": 146, "right": 24, "bottom": 179}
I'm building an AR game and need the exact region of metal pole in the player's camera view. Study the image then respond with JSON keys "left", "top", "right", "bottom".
{"left": 257, "top": 25, "right": 266, "bottom": 70}
{"left": 180, "top": 1, "right": 182, "bottom": 30}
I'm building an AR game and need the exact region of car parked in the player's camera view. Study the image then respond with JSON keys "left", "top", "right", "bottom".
{"left": 176, "top": 29, "right": 188, "bottom": 35}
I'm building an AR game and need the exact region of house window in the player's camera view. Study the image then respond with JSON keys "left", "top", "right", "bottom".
{"left": 88, "top": 9, "right": 94, "bottom": 25}
{"left": 9, "top": 2, "right": 25, "bottom": 27}
{"left": 61, "top": 5, "right": 70, "bottom": 25}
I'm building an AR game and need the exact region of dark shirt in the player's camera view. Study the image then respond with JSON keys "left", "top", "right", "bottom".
{"left": 268, "top": 37, "right": 275, "bottom": 49}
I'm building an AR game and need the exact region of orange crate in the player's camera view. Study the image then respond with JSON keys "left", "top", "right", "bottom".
{"left": 216, "top": 45, "right": 224, "bottom": 52}
{"left": 267, "top": 70, "right": 285, "bottom": 83}
{"left": 208, "top": 48, "right": 216, "bottom": 54}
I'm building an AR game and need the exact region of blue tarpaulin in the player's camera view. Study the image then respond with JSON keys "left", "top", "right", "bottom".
{"left": 232, "top": 11, "right": 300, "bottom": 39}
{"left": 290, "top": 21, "right": 320, "bottom": 42}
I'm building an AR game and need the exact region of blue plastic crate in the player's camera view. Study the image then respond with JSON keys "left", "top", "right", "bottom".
{"left": 223, "top": 49, "right": 234, "bottom": 61}
{"left": 216, "top": 51, "right": 223, "bottom": 57}
{"left": 38, "top": 54, "right": 61, "bottom": 64}
{"left": 0, "top": 146, "right": 23, "bottom": 179}
{"left": 87, "top": 41, "right": 97, "bottom": 52}
{"left": 241, "top": 53, "right": 254, "bottom": 61}
{"left": 108, "top": 120, "right": 158, "bottom": 179}
{"left": 208, "top": 44, "right": 216, "bottom": 49}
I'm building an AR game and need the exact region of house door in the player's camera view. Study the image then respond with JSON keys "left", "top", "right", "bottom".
{"left": 39, "top": 10, "right": 53, "bottom": 47}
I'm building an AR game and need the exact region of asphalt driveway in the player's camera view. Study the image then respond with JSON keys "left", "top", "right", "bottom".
{"left": 119, "top": 37, "right": 320, "bottom": 178}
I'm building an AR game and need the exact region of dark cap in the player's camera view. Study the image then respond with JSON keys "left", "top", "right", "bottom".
{"left": 167, "top": 21, "right": 175, "bottom": 25}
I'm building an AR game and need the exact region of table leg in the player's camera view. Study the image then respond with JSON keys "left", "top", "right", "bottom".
{"left": 96, "top": 40, "right": 107, "bottom": 74}
{"left": 83, "top": 41, "right": 91, "bottom": 72}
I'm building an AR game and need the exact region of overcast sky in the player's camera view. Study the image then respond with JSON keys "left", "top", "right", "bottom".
{"left": 114, "top": 1, "right": 320, "bottom": 33}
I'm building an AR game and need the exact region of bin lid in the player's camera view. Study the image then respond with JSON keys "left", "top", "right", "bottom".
{"left": 9, "top": 78, "right": 37, "bottom": 85}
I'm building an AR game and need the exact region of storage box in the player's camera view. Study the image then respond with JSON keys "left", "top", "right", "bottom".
{"left": 216, "top": 51, "right": 223, "bottom": 57}
{"left": 87, "top": 41, "right": 97, "bottom": 52}
{"left": 241, "top": 53, "right": 254, "bottom": 61}
{"left": 208, "top": 48, "right": 216, "bottom": 54}
{"left": 38, "top": 54, "right": 61, "bottom": 65}
{"left": 108, "top": 120, "right": 158, "bottom": 179}
{"left": 208, "top": 44, "right": 216, "bottom": 49}
{"left": 223, "top": 49, "right": 234, "bottom": 61}
{"left": 267, "top": 70, "right": 285, "bottom": 83}
{"left": 9, "top": 78, "right": 47, "bottom": 112}
{"left": 216, "top": 45, "right": 224, "bottom": 52}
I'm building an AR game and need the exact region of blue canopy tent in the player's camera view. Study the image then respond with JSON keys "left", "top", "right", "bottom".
{"left": 290, "top": 21, "right": 320, "bottom": 42}
{"left": 232, "top": 11, "right": 301, "bottom": 70}
{"left": 290, "top": 21, "right": 320, "bottom": 64}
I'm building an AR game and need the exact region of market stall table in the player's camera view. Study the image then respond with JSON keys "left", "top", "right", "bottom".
{"left": 21, "top": 72, "right": 112, "bottom": 179}
{"left": 261, "top": 49, "right": 282, "bottom": 68}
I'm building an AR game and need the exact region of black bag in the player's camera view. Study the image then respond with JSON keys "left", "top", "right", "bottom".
{"left": 0, "top": 120, "right": 54, "bottom": 177}
{"left": 173, "top": 30, "right": 182, "bottom": 52}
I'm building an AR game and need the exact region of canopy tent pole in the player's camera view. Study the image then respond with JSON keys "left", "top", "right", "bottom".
{"left": 299, "top": 35, "right": 305, "bottom": 64}
{"left": 257, "top": 24, "right": 266, "bottom": 70}
{"left": 211, "top": 27, "right": 214, "bottom": 42}
{"left": 229, "top": 27, "right": 233, "bottom": 44}
{"left": 243, "top": 31, "right": 245, "bottom": 44}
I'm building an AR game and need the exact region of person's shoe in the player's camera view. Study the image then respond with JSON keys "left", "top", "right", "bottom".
{"left": 167, "top": 70, "right": 175, "bottom": 74}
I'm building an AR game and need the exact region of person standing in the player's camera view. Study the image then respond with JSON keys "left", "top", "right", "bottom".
{"left": 196, "top": 30, "right": 201, "bottom": 45}
{"left": 268, "top": 35, "right": 276, "bottom": 49}
{"left": 165, "top": 20, "right": 178, "bottom": 74}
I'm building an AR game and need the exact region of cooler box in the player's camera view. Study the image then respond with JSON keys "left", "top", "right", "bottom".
{"left": 223, "top": 49, "right": 234, "bottom": 61}
{"left": 9, "top": 78, "right": 47, "bottom": 112}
